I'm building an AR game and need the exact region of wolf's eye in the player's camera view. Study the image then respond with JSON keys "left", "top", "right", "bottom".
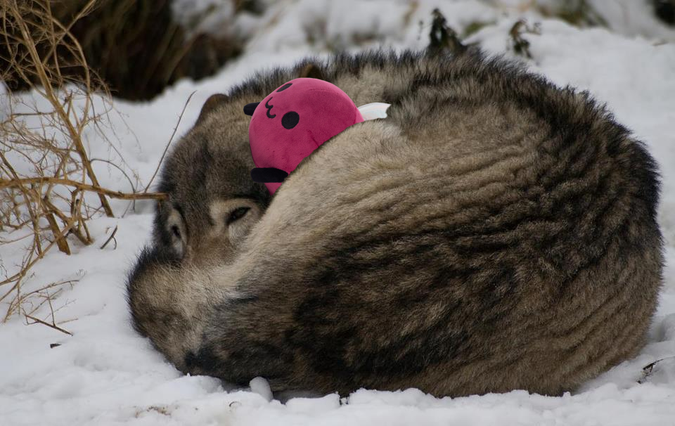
{"left": 171, "top": 225, "right": 181, "bottom": 238}
{"left": 226, "top": 207, "right": 250, "bottom": 225}
{"left": 282, "top": 111, "right": 299, "bottom": 129}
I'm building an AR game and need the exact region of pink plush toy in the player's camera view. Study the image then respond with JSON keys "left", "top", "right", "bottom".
{"left": 244, "top": 78, "right": 364, "bottom": 194}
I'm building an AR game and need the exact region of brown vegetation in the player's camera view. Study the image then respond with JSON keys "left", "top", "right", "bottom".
{"left": 0, "top": 0, "right": 165, "bottom": 327}
{"left": 2, "top": 0, "right": 253, "bottom": 100}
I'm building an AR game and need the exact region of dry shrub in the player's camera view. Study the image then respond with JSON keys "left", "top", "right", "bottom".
{"left": 508, "top": 19, "right": 541, "bottom": 59}
{"left": 3, "top": 0, "right": 256, "bottom": 100}
{"left": 428, "top": 8, "right": 468, "bottom": 55}
{"left": 0, "top": 0, "right": 165, "bottom": 330}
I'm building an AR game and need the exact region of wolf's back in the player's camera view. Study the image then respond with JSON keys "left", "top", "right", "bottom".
{"left": 129, "top": 51, "right": 663, "bottom": 397}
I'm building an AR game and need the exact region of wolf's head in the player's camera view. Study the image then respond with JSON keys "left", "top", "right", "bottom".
{"left": 152, "top": 94, "right": 271, "bottom": 266}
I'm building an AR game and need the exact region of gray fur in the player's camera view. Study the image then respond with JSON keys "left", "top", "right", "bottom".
{"left": 127, "top": 50, "right": 663, "bottom": 397}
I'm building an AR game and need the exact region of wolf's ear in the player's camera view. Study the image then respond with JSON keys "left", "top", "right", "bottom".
{"left": 299, "top": 63, "right": 325, "bottom": 80}
{"left": 196, "top": 93, "right": 229, "bottom": 125}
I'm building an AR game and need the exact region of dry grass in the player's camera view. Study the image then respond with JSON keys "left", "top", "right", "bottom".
{"left": 0, "top": 0, "right": 166, "bottom": 330}
{"left": 2, "top": 0, "right": 253, "bottom": 100}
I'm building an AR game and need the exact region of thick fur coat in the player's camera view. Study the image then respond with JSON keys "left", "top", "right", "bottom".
{"left": 127, "top": 50, "right": 663, "bottom": 397}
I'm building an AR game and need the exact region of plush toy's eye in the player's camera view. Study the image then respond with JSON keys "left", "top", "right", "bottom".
{"left": 277, "top": 83, "right": 292, "bottom": 92}
{"left": 282, "top": 111, "right": 299, "bottom": 129}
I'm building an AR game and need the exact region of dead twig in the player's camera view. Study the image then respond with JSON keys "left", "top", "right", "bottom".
{"left": 143, "top": 91, "right": 196, "bottom": 193}
{"left": 639, "top": 356, "right": 675, "bottom": 383}
{"left": 428, "top": 8, "right": 467, "bottom": 55}
{"left": 508, "top": 19, "right": 541, "bottom": 59}
{"left": 99, "top": 225, "right": 118, "bottom": 250}
{"left": 25, "top": 313, "right": 73, "bottom": 336}
{"left": 1, "top": 177, "right": 167, "bottom": 200}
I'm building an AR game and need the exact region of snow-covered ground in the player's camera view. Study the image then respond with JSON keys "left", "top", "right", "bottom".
{"left": 2, "top": 1, "right": 675, "bottom": 425}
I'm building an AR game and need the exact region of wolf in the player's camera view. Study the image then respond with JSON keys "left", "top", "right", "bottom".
{"left": 127, "top": 49, "right": 663, "bottom": 397}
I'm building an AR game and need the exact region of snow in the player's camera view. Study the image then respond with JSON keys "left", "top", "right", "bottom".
{"left": 2, "top": 1, "right": 675, "bottom": 425}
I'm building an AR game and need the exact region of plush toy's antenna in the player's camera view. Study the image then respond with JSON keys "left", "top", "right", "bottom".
{"left": 251, "top": 167, "right": 289, "bottom": 183}
{"left": 244, "top": 102, "right": 260, "bottom": 116}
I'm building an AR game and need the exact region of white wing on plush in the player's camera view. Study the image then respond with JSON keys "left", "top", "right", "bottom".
{"left": 357, "top": 102, "right": 391, "bottom": 121}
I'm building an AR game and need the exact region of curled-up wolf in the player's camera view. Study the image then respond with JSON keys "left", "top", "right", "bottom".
{"left": 127, "top": 50, "right": 663, "bottom": 397}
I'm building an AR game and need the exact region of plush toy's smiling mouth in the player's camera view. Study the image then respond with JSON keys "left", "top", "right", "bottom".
{"left": 265, "top": 98, "right": 276, "bottom": 119}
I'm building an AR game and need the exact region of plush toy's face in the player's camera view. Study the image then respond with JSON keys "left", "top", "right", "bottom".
{"left": 247, "top": 78, "right": 363, "bottom": 194}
